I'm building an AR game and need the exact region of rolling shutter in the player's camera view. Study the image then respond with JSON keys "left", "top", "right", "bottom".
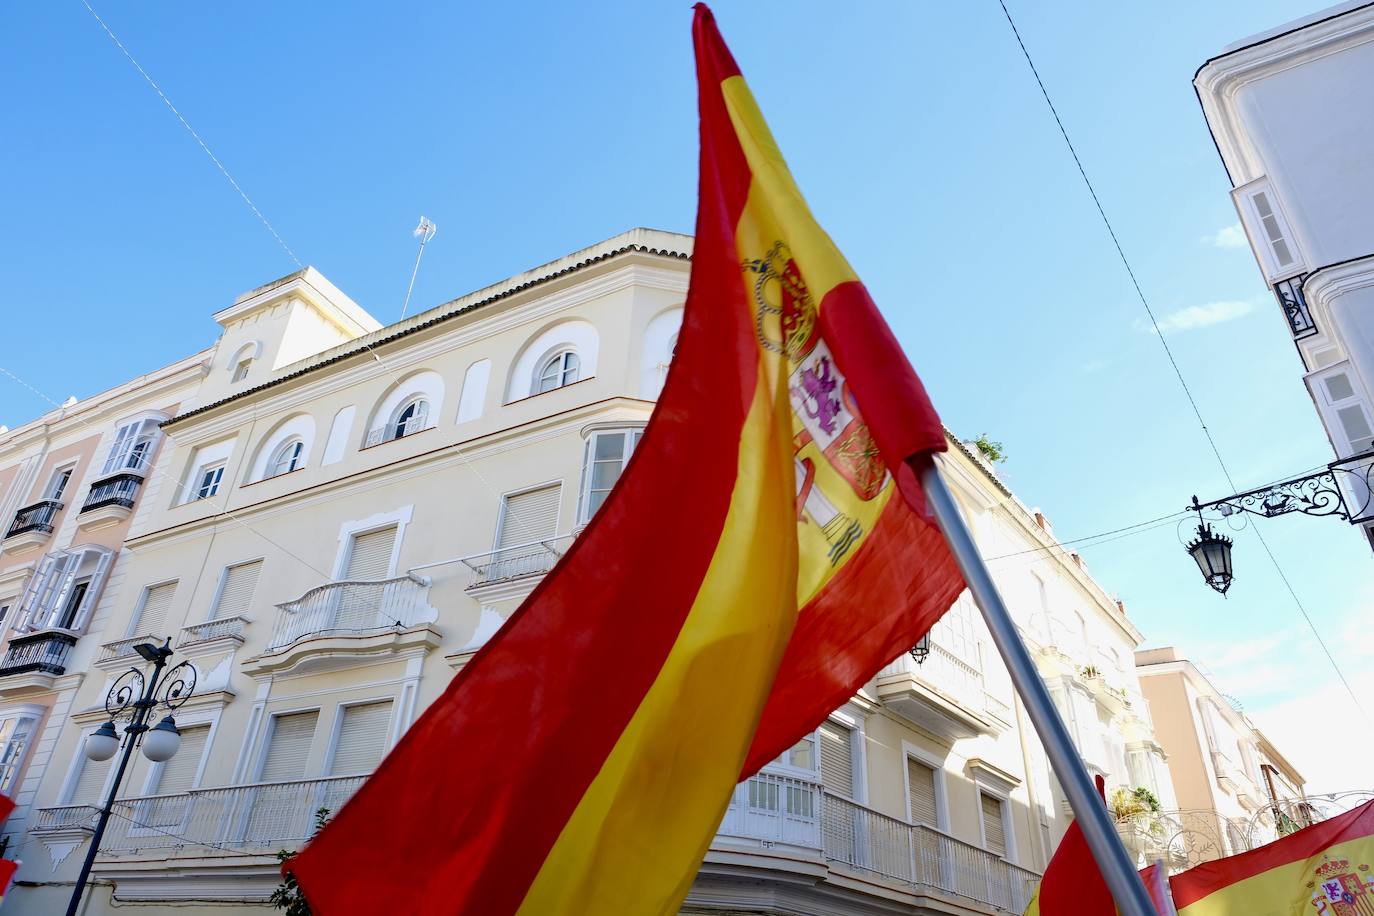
{"left": 151, "top": 725, "right": 210, "bottom": 796}
{"left": 213, "top": 560, "right": 262, "bottom": 620}
{"left": 259, "top": 711, "right": 318, "bottom": 783}
{"left": 132, "top": 581, "right": 177, "bottom": 637}
{"left": 981, "top": 792, "right": 1007, "bottom": 856}
{"left": 345, "top": 527, "right": 397, "bottom": 581}
{"left": 329, "top": 701, "right": 393, "bottom": 776}
{"left": 70, "top": 756, "right": 110, "bottom": 805}
{"left": 819, "top": 721, "right": 854, "bottom": 798}
{"left": 497, "top": 484, "right": 561, "bottom": 549}
{"left": 907, "top": 757, "right": 939, "bottom": 827}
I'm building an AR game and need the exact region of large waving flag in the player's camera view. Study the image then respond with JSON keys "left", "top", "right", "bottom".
{"left": 1170, "top": 799, "right": 1374, "bottom": 915}
{"left": 1024, "top": 777, "right": 1173, "bottom": 915}
{"left": 289, "top": 5, "right": 962, "bottom": 913}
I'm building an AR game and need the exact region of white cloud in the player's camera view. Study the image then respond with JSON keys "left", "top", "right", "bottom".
{"left": 1202, "top": 223, "right": 1248, "bottom": 249}
{"left": 1246, "top": 672, "right": 1374, "bottom": 793}
{"left": 1136, "top": 300, "right": 1255, "bottom": 334}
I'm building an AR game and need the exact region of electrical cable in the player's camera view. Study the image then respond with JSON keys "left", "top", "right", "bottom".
{"left": 993, "top": 0, "right": 1372, "bottom": 726}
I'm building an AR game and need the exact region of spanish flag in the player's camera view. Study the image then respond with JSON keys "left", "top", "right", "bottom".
{"left": 289, "top": 6, "right": 962, "bottom": 913}
{"left": 1024, "top": 777, "right": 1173, "bottom": 915}
{"left": 1170, "top": 799, "right": 1374, "bottom": 915}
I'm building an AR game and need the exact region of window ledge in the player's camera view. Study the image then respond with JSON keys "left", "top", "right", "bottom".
{"left": 359, "top": 425, "right": 436, "bottom": 453}
{"left": 503, "top": 376, "right": 597, "bottom": 407}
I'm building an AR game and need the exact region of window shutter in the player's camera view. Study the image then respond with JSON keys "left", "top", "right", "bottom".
{"left": 329, "top": 701, "right": 393, "bottom": 776}
{"left": 212, "top": 560, "right": 262, "bottom": 620}
{"left": 71, "top": 756, "right": 110, "bottom": 805}
{"left": 819, "top": 721, "right": 855, "bottom": 798}
{"left": 131, "top": 581, "right": 177, "bottom": 637}
{"left": 104, "top": 423, "right": 135, "bottom": 475}
{"left": 1251, "top": 191, "right": 1295, "bottom": 269}
{"left": 259, "top": 711, "right": 318, "bottom": 783}
{"left": 345, "top": 527, "right": 397, "bottom": 581}
{"left": 497, "top": 484, "right": 561, "bottom": 549}
{"left": 981, "top": 793, "right": 1007, "bottom": 856}
{"left": 907, "top": 757, "right": 938, "bottom": 826}
{"left": 151, "top": 725, "right": 210, "bottom": 796}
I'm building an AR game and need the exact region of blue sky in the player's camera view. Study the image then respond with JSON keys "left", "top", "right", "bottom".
{"left": 1, "top": 1, "right": 1365, "bottom": 789}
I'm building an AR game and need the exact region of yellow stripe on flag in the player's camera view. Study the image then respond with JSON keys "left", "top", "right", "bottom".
{"left": 515, "top": 362, "right": 797, "bottom": 915}
{"left": 1177, "top": 834, "right": 1374, "bottom": 915}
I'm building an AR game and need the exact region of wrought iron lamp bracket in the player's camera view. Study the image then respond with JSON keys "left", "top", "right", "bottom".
{"left": 1190, "top": 453, "right": 1374, "bottom": 524}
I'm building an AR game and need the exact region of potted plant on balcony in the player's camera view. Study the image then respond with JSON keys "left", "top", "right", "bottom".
{"left": 273, "top": 808, "right": 331, "bottom": 915}
{"left": 1080, "top": 664, "right": 1102, "bottom": 681}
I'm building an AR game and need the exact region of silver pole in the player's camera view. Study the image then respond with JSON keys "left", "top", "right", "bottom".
{"left": 919, "top": 460, "right": 1156, "bottom": 916}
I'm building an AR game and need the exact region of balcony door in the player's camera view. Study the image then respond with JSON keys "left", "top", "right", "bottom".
{"left": 244, "top": 711, "right": 319, "bottom": 848}
{"left": 334, "top": 526, "right": 397, "bottom": 634}
{"left": 492, "top": 484, "right": 561, "bottom": 580}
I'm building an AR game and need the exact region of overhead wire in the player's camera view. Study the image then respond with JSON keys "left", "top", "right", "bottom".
{"left": 993, "top": 0, "right": 1372, "bottom": 726}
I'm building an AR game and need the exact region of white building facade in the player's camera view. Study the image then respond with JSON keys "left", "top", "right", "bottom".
{"left": 1, "top": 230, "right": 1174, "bottom": 915}
{"left": 1195, "top": 1, "right": 1374, "bottom": 544}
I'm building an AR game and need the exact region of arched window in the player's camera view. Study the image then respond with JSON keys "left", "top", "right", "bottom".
{"left": 267, "top": 438, "right": 305, "bottom": 478}
{"left": 232, "top": 356, "right": 253, "bottom": 382}
{"left": 391, "top": 398, "right": 430, "bottom": 441}
{"left": 536, "top": 350, "right": 580, "bottom": 394}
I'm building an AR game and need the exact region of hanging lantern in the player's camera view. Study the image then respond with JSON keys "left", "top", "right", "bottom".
{"left": 1186, "top": 521, "right": 1234, "bottom": 595}
{"left": 908, "top": 633, "right": 931, "bottom": 665}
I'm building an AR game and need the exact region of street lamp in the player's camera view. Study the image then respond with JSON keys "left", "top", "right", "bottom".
{"left": 908, "top": 633, "right": 931, "bottom": 665}
{"left": 1185, "top": 519, "right": 1234, "bottom": 596}
{"left": 66, "top": 638, "right": 196, "bottom": 916}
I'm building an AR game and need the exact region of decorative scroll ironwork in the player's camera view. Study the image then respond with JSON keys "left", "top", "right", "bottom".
{"left": 105, "top": 669, "right": 146, "bottom": 720}
{"left": 103, "top": 655, "right": 196, "bottom": 721}
{"left": 158, "top": 661, "right": 197, "bottom": 711}
{"left": 1273, "top": 275, "right": 1317, "bottom": 339}
{"left": 1191, "top": 449, "right": 1374, "bottom": 524}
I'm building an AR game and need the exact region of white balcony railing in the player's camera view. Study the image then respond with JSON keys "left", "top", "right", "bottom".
{"left": 880, "top": 641, "right": 988, "bottom": 712}
{"left": 461, "top": 536, "right": 573, "bottom": 588}
{"left": 98, "top": 634, "right": 162, "bottom": 665}
{"left": 822, "top": 793, "right": 1039, "bottom": 913}
{"left": 268, "top": 575, "right": 431, "bottom": 650}
{"left": 180, "top": 615, "right": 248, "bottom": 646}
{"left": 363, "top": 415, "right": 432, "bottom": 448}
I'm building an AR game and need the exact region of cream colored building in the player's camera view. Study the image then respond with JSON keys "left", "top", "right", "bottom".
{"left": 1130, "top": 647, "right": 1306, "bottom": 869}
{"left": 2, "top": 230, "right": 1174, "bottom": 915}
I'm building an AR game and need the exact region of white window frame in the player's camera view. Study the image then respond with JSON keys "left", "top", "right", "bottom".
{"left": 60, "top": 725, "right": 117, "bottom": 805}
{"left": 1310, "top": 364, "right": 1374, "bottom": 457}
{"left": 1236, "top": 180, "right": 1303, "bottom": 282}
{"left": 493, "top": 480, "right": 564, "bottom": 551}
{"left": 323, "top": 696, "right": 397, "bottom": 777}
{"left": 232, "top": 358, "right": 253, "bottom": 382}
{"left": 975, "top": 785, "right": 1019, "bottom": 864}
{"left": 900, "top": 740, "right": 950, "bottom": 832}
{"left": 194, "top": 463, "right": 225, "bottom": 501}
{"left": 266, "top": 438, "right": 305, "bottom": 478}
{"left": 179, "top": 439, "right": 236, "bottom": 507}
{"left": 0, "top": 705, "right": 44, "bottom": 796}
{"left": 20, "top": 546, "right": 114, "bottom": 633}
{"left": 576, "top": 426, "right": 645, "bottom": 525}
{"left": 44, "top": 464, "right": 76, "bottom": 501}
{"left": 205, "top": 556, "right": 266, "bottom": 622}
{"left": 823, "top": 707, "right": 868, "bottom": 804}
{"left": 535, "top": 349, "right": 581, "bottom": 394}
{"left": 251, "top": 705, "right": 324, "bottom": 784}
{"left": 126, "top": 578, "right": 179, "bottom": 639}
{"left": 102, "top": 416, "right": 162, "bottom": 477}
{"left": 332, "top": 506, "right": 412, "bottom": 580}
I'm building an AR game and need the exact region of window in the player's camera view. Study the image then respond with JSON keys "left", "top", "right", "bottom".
{"left": 577, "top": 428, "right": 643, "bottom": 523}
{"left": 18, "top": 547, "right": 113, "bottom": 632}
{"left": 1247, "top": 189, "right": 1297, "bottom": 274}
{"left": 981, "top": 792, "right": 1008, "bottom": 857}
{"left": 209, "top": 560, "right": 262, "bottom": 620}
{"left": 267, "top": 438, "right": 305, "bottom": 478}
{"left": 45, "top": 468, "right": 73, "bottom": 501}
{"left": 148, "top": 724, "right": 209, "bottom": 797}
{"left": 0, "top": 605, "right": 9, "bottom": 629}
{"left": 906, "top": 755, "right": 940, "bottom": 827}
{"left": 195, "top": 463, "right": 225, "bottom": 501}
{"left": 329, "top": 700, "right": 394, "bottom": 776}
{"left": 68, "top": 751, "right": 111, "bottom": 805}
{"left": 1314, "top": 368, "right": 1374, "bottom": 455}
{"left": 0, "top": 714, "right": 38, "bottom": 794}
{"left": 384, "top": 398, "right": 429, "bottom": 443}
{"left": 128, "top": 580, "right": 177, "bottom": 638}
{"left": 819, "top": 721, "right": 855, "bottom": 799}
{"left": 102, "top": 418, "right": 160, "bottom": 475}
{"left": 496, "top": 484, "right": 561, "bottom": 550}
{"left": 232, "top": 358, "right": 253, "bottom": 382}
{"left": 536, "top": 350, "right": 580, "bottom": 394}
{"left": 258, "top": 711, "right": 319, "bottom": 783}
{"left": 344, "top": 526, "right": 398, "bottom": 581}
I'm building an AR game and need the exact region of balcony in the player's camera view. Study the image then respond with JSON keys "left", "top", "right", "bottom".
{"left": 715, "top": 772, "right": 1038, "bottom": 913}
{"left": 97, "top": 634, "right": 162, "bottom": 669}
{"left": 47, "top": 771, "right": 1036, "bottom": 912}
{"left": 179, "top": 615, "right": 249, "bottom": 651}
{"left": 78, "top": 472, "right": 144, "bottom": 530}
{"left": 362, "top": 415, "right": 432, "bottom": 449}
{"left": 248, "top": 576, "right": 439, "bottom": 676}
{"left": 462, "top": 536, "right": 573, "bottom": 596}
{"left": 875, "top": 644, "right": 1002, "bottom": 740}
{"left": 1273, "top": 275, "right": 1316, "bottom": 340}
{"left": 0, "top": 630, "right": 78, "bottom": 682}
{"left": 4, "top": 499, "right": 62, "bottom": 550}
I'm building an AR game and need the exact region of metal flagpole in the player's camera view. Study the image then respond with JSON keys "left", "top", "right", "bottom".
{"left": 919, "top": 459, "right": 1157, "bottom": 916}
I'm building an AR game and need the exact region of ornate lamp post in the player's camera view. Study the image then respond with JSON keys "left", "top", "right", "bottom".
{"left": 1185, "top": 518, "right": 1234, "bottom": 596}
{"left": 908, "top": 633, "right": 931, "bottom": 665}
{"left": 65, "top": 638, "right": 195, "bottom": 916}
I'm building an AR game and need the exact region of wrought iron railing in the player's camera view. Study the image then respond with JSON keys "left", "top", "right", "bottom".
{"left": 1273, "top": 275, "right": 1316, "bottom": 339}
{"left": 0, "top": 630, "right": 78, "bottom": 677}
{"left": 81, "top": 472, "right": 143, "bottom": 513}
{"left": 820, "top": 793, "right": 1038, "bottom": 912}
{"left": 363, "top": 415, "right": 432, "bottom": 448}
{"left": 180, "top": 615, "right": 248, "bottom": 646}
{"left": 268, "top": 575, "right": 431, "bottom": 650}
{"left": 32, "top": 804, "right": 98, "bottom": 831}
{"left": 98, "top": 634, "right": 161, "bottom": 665}
{"left": 6, "top": 499, "right": 62, "bottom": 538}
{"left": 462, "top": 536, "right": 573, "bottom": 587}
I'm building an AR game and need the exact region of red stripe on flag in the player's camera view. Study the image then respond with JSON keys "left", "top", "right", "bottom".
{"left": 289, "top": 12, "right": 758, "bottom": 914}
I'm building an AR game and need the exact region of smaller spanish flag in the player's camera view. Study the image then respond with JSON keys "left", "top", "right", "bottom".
{"left": 1170, "top": 799, "right": 1374, "bottom": 915}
